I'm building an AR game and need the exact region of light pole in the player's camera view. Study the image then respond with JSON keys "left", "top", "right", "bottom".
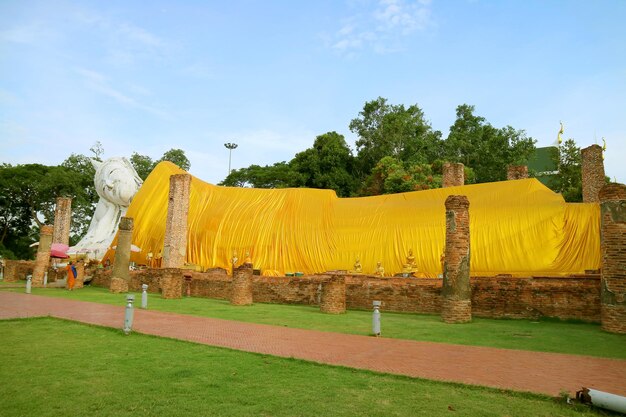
{"left": 224, "top": 142, "right": 238, "bottom": 176}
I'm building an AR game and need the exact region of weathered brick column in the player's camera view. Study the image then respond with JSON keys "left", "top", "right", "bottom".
{"left": 442, "top": 163, "right": 465, "bottom": 188}
{"left": 599, "top": 183, "right": 626, "bottom": 334}
{"left": 32, "top": 225, "right": 54, "bottom": 286}
{"left": 52, "top": 197, "right": 72, "bottom": 246}
{"left": 320, "top": 275, "right": 346, "bottom": 314}
{"left": 441, "top": 195, "right": 472, "bottom": 323}
{"left": 74, "top": 261, "right": 85, "bottom": 289}
{"left": 162, "top": 174, "right": 191, "bottom": 268}
{"left": 581, "top": 144, "right": 605, "bottom": 203}
{"left": 507, "top": 165, "right": 528, "bottom": 180}
{"left": 161, "top": 268, "right": 183, "bottom": 299}
{"left": 231, "top": 265, "right": 253, "bottom": 306}
{"left": 110, "top": 217, "right": 133, "bottom": 293}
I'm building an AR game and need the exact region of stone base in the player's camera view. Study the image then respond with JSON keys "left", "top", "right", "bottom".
{"left": 110, "top": 277, "right": 129, "bottom": 293}
{"left": 441, "top": 298, "right": 472, "bottom": 323}
{"left": 231, "top": 267, "right": 253, "bottom": 306}
{"left": 320, "top": 276, "right": 346, "bottom": 314}
{"left": 161, "top": 269, "right": 183, "bottom": 299}
{"left": 601, "top": 304, "right": 626, "bottom": 334}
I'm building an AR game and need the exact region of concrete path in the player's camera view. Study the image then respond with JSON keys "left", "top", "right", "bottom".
{"left": 1, "top": 291, "right": 625, "bottom": 397}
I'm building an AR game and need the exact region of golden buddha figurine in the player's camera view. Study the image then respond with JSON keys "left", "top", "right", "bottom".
{"left": 375, "top": 261, "right": 385, "bottom": 278}
{"left": 353, "top": 257, "right": 363, "bottom": 273}
{"left": 402, "top": 249, "right": 418, "bottom": 275}
{"left": 244, "top": 250, "right": 252, "bottom": 266}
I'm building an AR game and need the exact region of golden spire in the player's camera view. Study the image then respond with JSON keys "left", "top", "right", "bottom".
{"left": 557, "top": 121, "right": 564, "bottom": 145}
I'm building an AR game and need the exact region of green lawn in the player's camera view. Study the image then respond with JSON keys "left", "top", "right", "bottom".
{"left": 4, "top": 285, "right": 625, "bottom": 359}
{"left": 0, "top": 318, "right": 610, "bottom": 417}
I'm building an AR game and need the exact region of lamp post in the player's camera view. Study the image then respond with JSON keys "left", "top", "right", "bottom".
{"left": 224, "top": 142, "right": 238, "bottom": 176}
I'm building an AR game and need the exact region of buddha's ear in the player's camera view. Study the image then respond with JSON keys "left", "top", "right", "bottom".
{"left": 91, "top": 159, "right": 103, "bottom": 171}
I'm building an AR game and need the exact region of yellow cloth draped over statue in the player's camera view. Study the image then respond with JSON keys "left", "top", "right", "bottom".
{"left": 105, "top": 162, "right": 601, "bottom": 277}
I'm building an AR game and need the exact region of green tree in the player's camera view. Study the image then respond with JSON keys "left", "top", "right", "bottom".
{"left": 157, "top": 149, "right": 191, "bottom": 171}
{"left": 444, "top": 104, "right": 536, "bottom": 183}
{"left": 60, "top": 154, "right": 98, "bottom": 241}
{"left": 130, "top": 152, "right": 154, "bottom": 181}
{"left": 362, "top": 157, "right": 442, "bottom": 195}
{"left": 0, "top": 163, "right": 92, "bottom": 255}
{"left": 548, "top": 139, "right": 582, "bottom": 202}
{"left": 0, "top": 164, "right": 30, "bottom": 248}
{"left": 349, "top": 97, "right": 443, "bottom": 180}
{"left": 289, "top": 132, "right": 357, "bottom": 197}
{"left": 220, "top": 162, "right": 296, "bottom": 188}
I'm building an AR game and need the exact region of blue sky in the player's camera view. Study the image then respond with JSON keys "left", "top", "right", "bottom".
{"left": 1, "top": 0, "right": 625, "bottom": 184}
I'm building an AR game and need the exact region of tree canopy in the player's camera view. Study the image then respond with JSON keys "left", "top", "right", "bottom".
{"left": 0, "top": 144, "right": 192, "bottom": 259}
{"left": 130, "top": 148, "right": 192, "bottom": 181}
{"left": 221, "top": 98, "right": 536, "bottom": 198}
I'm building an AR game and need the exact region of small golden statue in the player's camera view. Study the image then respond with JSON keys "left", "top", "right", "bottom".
{"left": 375, "top": 261, "right": 385, "bottom": 278}
{"left": 244, "top": 250, "right": 253, "bottom": 266}
{"left": 231, "top": 250, "right": 239, "bottom": 267}
{"left": 401, "top": 249, "right": 418, "bottom": 275}
{"left": 353, "top": 257, "right": 363, "bottom": 273}
{"left": 439, "top": 248, "right": 446, "bottom": 278}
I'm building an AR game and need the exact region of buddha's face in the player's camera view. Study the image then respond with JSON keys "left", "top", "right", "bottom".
{"left": 92, "top": 157, "right": 142, "bottom": 206}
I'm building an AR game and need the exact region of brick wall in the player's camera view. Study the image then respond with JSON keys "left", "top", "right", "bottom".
{"left": 231, "top": 266, "right": 253, "bottom": 305}
{"left": 442, "top": 163, "right": 465, "bottom": 188}
{"left": 320, "top": 275, "right": 346, "bottom": 314}
{"left": 471, "top": 276, "right": 600, "bottom": 321}
{"left": 52, "top": 197, "right": 72, "bottom": 246}
{"left": 507, "top": 165, "right": 529, "bottom": 180}
{"left": 581, "top": 144, "right": 605, "bottom": 203}
{"left": 89, "top": 269, "right": 602, "bottom": 322}
{"left": 163, "top": 174, "right": 191, "bottom": 268}
{"left": 3, "top": 260, "right": 35, "bottom": 282}
{"left": 599, "top": 183, "right": 626, "bottom": 333}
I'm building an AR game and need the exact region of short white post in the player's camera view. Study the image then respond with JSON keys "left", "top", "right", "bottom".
{"left": 141, "top": 284, "right": 148, "bottom": 309}
{"left": 43, "top": 271, "right": 48, "bottom": 287}
{"left": 372, "top": 300, "right": 381, "bottom": 336}
{"left": 123, "top": 295, "right": 135, "bottom": 335}
{"left": 26, "top": 275, "right": 32, "bottom": 294}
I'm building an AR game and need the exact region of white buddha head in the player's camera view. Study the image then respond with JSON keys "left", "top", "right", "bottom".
{"left": 92, "top": 157, "right": 143, "bottom": 207}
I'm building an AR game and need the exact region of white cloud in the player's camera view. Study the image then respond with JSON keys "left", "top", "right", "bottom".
{"left": 0, "top": 22, "right": 54, "bottom": 45}
{"left": 328, "top": 0, "right": 435, "bottom": 56}
{"left": 75, "top": 67, "right": 170, "bottom": 118}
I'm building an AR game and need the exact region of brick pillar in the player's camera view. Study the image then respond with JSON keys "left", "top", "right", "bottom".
{"left": 320, "top": 275, "right": 346, "bottom": 314}
{"left": 110, "top": 217, "right": 133, "bottom": 293}
{"left": 74, "top": 261, "right": 85, "bottom": 289}
{"left": 441, "top": 195, "right": 472, "bottom": 323}
{"left": 442, "top": 163, "right": 465, "bottom": 188}
{"left": 32, "top": 225, "right": 54, "bottom": 286}
{"left": 52, "top": 197, "right": 72, "bottom": 246}
{"left": 599, "top": 183, "right": 626, "bottom": 334}
{"left": 231, "top": 265, "right": 253, "bottom": 306}
{"left": 581, "top": 144, "right": 605, "bottom": 203}
{"left": 162, "top": 174, "right": 191, "bottom": 269}
{"left": 161, "top": 268, "right": 183, "bottom": 299}
{"left": 4, "top": 260, "right": 18, "bottom": 282}
{"left": 507, "top": 165, "right": 529, "bottom": 180}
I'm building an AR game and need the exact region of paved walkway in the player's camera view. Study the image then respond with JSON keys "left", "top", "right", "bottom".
{"left": 1, "top": 291, "right": 625, "bottom": 397}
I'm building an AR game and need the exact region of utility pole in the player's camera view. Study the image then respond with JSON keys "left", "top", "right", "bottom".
{"left": 224, "top": 142, "right": 238, "bottom": 176}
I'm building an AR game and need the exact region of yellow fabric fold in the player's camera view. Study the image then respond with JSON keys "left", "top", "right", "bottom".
{"left": 106, "top": 162, "right": 601, "bottom": 277}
